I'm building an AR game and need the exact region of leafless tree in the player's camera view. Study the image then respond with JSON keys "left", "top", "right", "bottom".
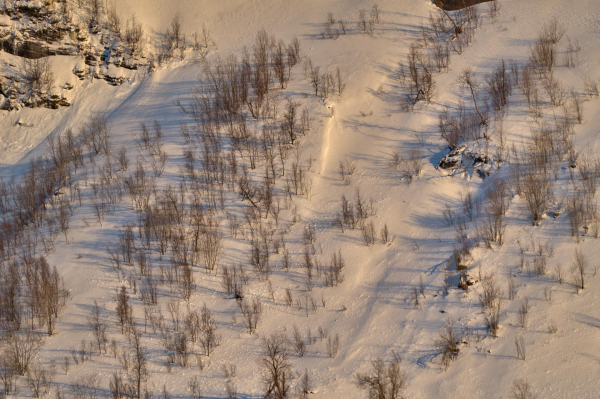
{"left": 489, "top": 0, "right": 500, "bottom": 21}
{"left": 188, "top": 376, "right": 202, "bottom": 399}
{"left": 0, "top": 357, "right": 16, "bottom": 395}
{"left": 458, "top": 68, "right": 486, "bottom": 125}
{"left": 515, "top": 336, "right": 526, "bottom": 360}
{"left": 543, "top": 16, "right": 565, "bottom": 44}
{"left": 81, "top": 114, "right": 111, "bottom": 155}
{"left": 371, "top": 5, "right": 381, "bottom": 25}
{"left": 171, "top": 13, "right": 183, "bottom": 49}
{"left": 433, "top": 0, "right": 466, "bottom": 37}
{"left": 126, "top": 15, "right": 144, "bottom": 55}
{"left": 89, "top": 300, "right": 108, "bottom": 354}
{"left": 407, "top": 44, "right": 435, "bottom": 105}
{"left": 5, "top": 331, "right": 43, "bottom": 376}
{"left": 129, "top": 327, "right": 148, "bottom": 399}
{"left": 27, "top": 362, "right": 54, "bottom": 398}
{"left": 39, "top": 257, "right": 65, "bottom": 336}
{"left": 357, "top": 9, "right": 374, "bottom": 35}
{"left": 107, "top": 0, "right": 121, "bottom": 36}
{"left": 260, "top": 333, "right": 293, "bottom": 399}
{"left": 296, "top": 370, "right": 311, "bottom": 399}
{"left": 199, "top": 303, "right": 221, "bottom": 356}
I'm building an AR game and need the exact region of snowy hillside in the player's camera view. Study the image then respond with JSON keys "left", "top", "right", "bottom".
{"left": 1, "top": 0, "right": 600, "bottom": 398}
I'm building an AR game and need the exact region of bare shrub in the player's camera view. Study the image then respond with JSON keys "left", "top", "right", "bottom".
{"left": 480, "top": 274, "right": 502, "bottom": 337}
{"left": 522, "top": 168, "right": 553, "bottom": 226}
{"left": 361, "top": 221, "right": 377, "bottom": 246}
{"left": 543, "top": 73, "right": 566, "bottom": 107}
{"left": 355, "top": 354, "right": 407, "bottom": 399}
{"left": 412, "top": 287, "right": 420, "bottom": 309}
{"left": 485, "top": 300, "right": 502, "bottom": 338}
{"left": 433, "top": 319, "right": 460, "bottom": 371}
{"left": 292, "top": 325, "right": 306, "bottom": 357}
{"left": 27, "top": 362, "right": 54, "bottom": 398}
{"left": 338, "top": 158, "right": 356, "bottom": 185}
{"left": 544, "top": 286, "right": 552, "bottom": 302}
{"left": 517, "top": 299, "right": 529, "bottom": 328}
{"left": 238, "top": 298, "right": 262, "bottom": 334}
{"left": 22, "top": 57, "right": 54, "bottom": 104}
{"left": 326, "top": 249, "right": 345, "bottom": 287}
{"left": 563, "top": 37, "right": 580, "bottom": 68}
{"left": 398, "top": 149, "right": 423, "bottom": 182}
{"left": 486, "top": 59, "right": 512, "bottom": 112}
{"left": 567, "top": 194, "right": 584, "bottom": 242}
{"left": 572, "top": 248, "right": 587, "bottom": 291}
{"left": 555, "top": 264, "right": 564, "bottom": 284}
{"left": 514, "top": 336, "right": 526, "bottom": 360}
{"left": 583, "top": 75, "right": 599, "bottom": 98}
{"left": 507, "top": 272, "right": 516, "bottom": 300}
{"left": 327, "top": 333, "right": 340, "bottom": 358}
{"left": 547, "top": 319, "right": 558, "bottom": 334}
{"left": 530, "top": 36, "right": 555, "bottom": 74}
{"left": 512, "top": 378, "right": 535, "bottom": 399}
{"left": 479, "top": 274, "right": 502, "bottom": 311}
{"left": 381, "top": 224, "right": 390, "bottom": 244}
{"left": 569, "top": 89, "right": 584, "bottom": 124}
{"left": 200, "top": 214, "right": 223, "bottom": 272}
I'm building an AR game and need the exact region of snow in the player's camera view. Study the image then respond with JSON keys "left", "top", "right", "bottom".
{"left": 2, "top": 0, "right": 600, "bottom": 397}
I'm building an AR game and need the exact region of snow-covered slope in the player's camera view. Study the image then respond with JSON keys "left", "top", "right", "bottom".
{"left": 2, "top": 0, "right": 600, "bottom": 398}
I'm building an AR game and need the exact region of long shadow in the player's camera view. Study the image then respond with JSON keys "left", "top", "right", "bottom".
{"left": 572, "top": 312, "right": 600, "bottom": 329}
